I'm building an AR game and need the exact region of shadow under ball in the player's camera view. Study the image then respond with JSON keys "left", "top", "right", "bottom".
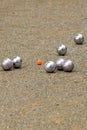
{"left": 63, "top": 60, "right": 74, "bottom": 72}
{"left": 44, "top": 61, "right": 57, "bottom": 73}
{"left": 56, "top": 44, "right": 67, "bottom": 56}
{"left": 12, "top": 56, "right": 22, "bottom": 68}
{"left": 74, "top": 34, "right": 84, "bottom": 44}
{"left": 1, "top": 58, "right": 13, "bottom": 71}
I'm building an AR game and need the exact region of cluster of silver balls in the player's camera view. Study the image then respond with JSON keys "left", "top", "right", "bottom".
{"left": 44, "top": 59, "right": 74, "bottom": 73}
{"left": 1, "top": 56, "right": 22, "bottom": 71}
{"left": 1, "top": 33, "right": 84, "bottom": 73}
{"left": 44, "top": 33, "right": 84, "bottom": 73}
{"left": 44, "top": 43, "right": 74, "bottom": 73}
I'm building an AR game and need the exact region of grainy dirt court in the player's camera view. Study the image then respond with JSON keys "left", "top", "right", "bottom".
{"left": 0, "top": 0, "right": 87, "bottom": 130}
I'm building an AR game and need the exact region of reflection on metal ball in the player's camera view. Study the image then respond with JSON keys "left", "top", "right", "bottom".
{"left": 63, "top": 60, "right": 74, "bottom": 72}
{"left": 44, "top": 61, "right": 57, "bottom": 73}
{"left": 56, "top": 44, "right": 67, "bottom": 56}
{"left": 1, "top": 58, "right": 13, "bottom": 71}
{"left": 74, "top": 34, "right": 84, "bottom": 44}
{"left": 12, "top": 56, "right": 22, "bottom": 68}
{"left": 56, "top": 58, "right": 65, "bottom": 70}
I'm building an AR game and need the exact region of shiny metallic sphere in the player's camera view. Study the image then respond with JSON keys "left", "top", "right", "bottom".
{"left": 56, "top": 58, "right": 65, "bottom": 70}
{"left": 12, "top": 56, "right": 22, "bottom": 68}
{"left": 57, "top": 44, "right": 67, "bottom": 56}
{"left": 74, "top": 34, "right": 84, "bottom": 44}
{"left": 1, "top": 58, "right": 13, "bottom": 71}
{"left": 44, "top": 61, "right": 57, "bottom": 73}
{"left": 63, "top": 60, "right": 74, "bottom": 72}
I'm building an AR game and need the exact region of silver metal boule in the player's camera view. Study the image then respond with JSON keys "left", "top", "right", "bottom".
{"left": 63, "top": 60, "right": 74, "bottom": 72}
{"left": 1, "top": 58, "right": 13, "bottom": 71}
{"left": 56, "top": 58, "right": 65, "bottom": 70}
{"left": 44, "top": 61, "right": 57, "bottom": 73}
{"left": 12, "top": 56, "right": 22, "bottom": 68}
{"left": 57, "top": 44, "right": 67, "bottom": 56}
{"left": 74, "top": 34, "right": 84, "bottom": 44}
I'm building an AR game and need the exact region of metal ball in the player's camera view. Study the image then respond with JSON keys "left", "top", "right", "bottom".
{"left": 74, "top": 34, "right": 84, "bottom": 44}
{"left": 56, "top": 58, "right": 65, "bottom": 70}
{"left": 44, "top": 61, "right": 57, "bottom": 73}
{"left": 12, "top": 56, "right": 22, "bottom": 68}
{"left": 57, "top": 44, "right": 67, "bottom": 56}
{"left": 63, "top": 60, "right": 74, "bottom": 72}
{"left": 1, "top": 58, "right": 13, "bottom": 71}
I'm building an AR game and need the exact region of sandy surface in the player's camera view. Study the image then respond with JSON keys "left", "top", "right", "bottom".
{"left": 0, "top": 0, "right": 87, "bottom": 129}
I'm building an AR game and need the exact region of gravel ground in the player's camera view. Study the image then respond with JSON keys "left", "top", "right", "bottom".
{"left": 0, "top": 0, "right": 87, "bottom": 129}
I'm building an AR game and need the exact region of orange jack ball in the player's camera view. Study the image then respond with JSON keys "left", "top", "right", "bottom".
{"left": 36, "top": 60, "right": 42, "bottom": 65}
